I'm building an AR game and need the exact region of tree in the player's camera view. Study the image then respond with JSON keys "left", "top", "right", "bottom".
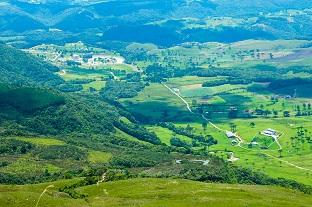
{"left": 192, "top": 99, "right": 197, "bottom": 106}
{"left": 186, "top": 124, "right": 193, "bottom": 132}
{"left": 170, "top": 137, "right": 191, "bottom": 149}
{"left": 250, "top": 122, "right": 255, "bottom": 128}
{"left": 283, "top": 111, "right": 290, "bottom": 117}
{"left": 229, "top": 123, "right": 237, "bottom": 133}
{"left": 202, "top": 122, "right": 208, "bottom": 131}
{"left": 273, "top": 110, "right": 278, "bottom": 117}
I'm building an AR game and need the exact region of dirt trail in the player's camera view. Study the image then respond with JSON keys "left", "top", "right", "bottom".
{"left": 35, "top": 185, "right": 54, "bottom": 207}
{"left": 263, "top": 153, "right": 312, "bottom": 171}
{"left": 97, "top": 173, "right": 107, "bottom": 186}
{"left": 163, "top": 84, "right": 193, "bottom": 113}
{"left": 274, "top": 134, "right": 283, "bottom": 150}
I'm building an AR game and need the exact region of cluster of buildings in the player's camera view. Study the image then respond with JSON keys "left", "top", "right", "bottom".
{"left": 71, "top": 53, "right": 120, "bottom": 66}
{"left": 226, "top": 128, "right": 280, "bottom": 146}
{"left": 226, "top": 131, "right": 238, "bottom": 145}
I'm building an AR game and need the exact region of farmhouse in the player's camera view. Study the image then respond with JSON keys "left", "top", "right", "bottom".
{"left": 226, "top": 131, "right": 239, "bottom": 145}
{"left": 261, "top": 128, "right": 278, "bottom": 137}
{"left": 226, "top": 131, "right": 236, "bottom": 139}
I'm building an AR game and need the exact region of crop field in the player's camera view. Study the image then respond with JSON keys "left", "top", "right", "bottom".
{"left": 58, "top": 67, "right": 110, "bottom": 80}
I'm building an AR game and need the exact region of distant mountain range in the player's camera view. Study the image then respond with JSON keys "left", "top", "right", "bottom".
{"left": 2, "top": 0, "right": 312, "bottom": 46}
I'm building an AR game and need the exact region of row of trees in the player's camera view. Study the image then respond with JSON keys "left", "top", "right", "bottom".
{"left": 101, "top": 80, "right": 145, "bottom": 100}
{"left": 115, "top": 120, "right": 161, "bottom": 145}
{"left": 158, "top": 122, "right": 218, "bottom": 148}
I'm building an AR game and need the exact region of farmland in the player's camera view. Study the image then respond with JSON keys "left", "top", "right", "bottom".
{"left": 127, "top": 79, "right": 312, "bottom": 185}
{"left": 114, "top": 39, "right": 312, "bottom": 186}
{"left": 126, "top": 39, "right": 312, "bottom": 69}
{"left": 28, "top": 39, "right": 312, "bottom": 186}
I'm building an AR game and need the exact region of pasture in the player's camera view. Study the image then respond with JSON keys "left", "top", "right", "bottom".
{"left": 141, "top": 73, "right": 312, "bottom": 185}
{"left": 120, "top": 83, "right": 199, "bottom": 123}
{"left": 136, "top": 39, "right": 312, "bottom": 69}
{"left": 147, "top": 125, "right": 192, "bottom": 145}
{"left": 176, "top": 118, "right": 312, "bottom": 185}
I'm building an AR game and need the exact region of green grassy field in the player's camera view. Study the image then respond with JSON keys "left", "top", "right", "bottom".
{"left": 133, "top": 39, "right": 312, "bottom": 69}
{"left": 147, "top": 125, "right": 192, "bottom": 145}
{"left": 118, "top": 70, "right": 312, "bottom": 185}
{"left": 120, "top": 83, "right": 199, "bottom": 123}
{"left": 88, "top": 150, "right": 112, "bottom": 163}
{"left": 176, "top": 118, "right": 312, "bottom": 185}
{"left": 118, "top": 67, "right": 312, "bottom": 185}
{"left": 0, "top": 156, "right": 61, "bottom": 175}
{"left": 82, "top": 80, "right": 106, "bottom": 91}
{"left": 15, "top": 137, "right": 65, "bottom": 146}
{"left": 1, "top": 178, "right": 312, "bottom": 207}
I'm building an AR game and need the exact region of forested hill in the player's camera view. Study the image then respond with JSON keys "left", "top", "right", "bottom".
{"left": 3, "top": 0, "right": 312, "bottom": 47}
{"left": 0, "top": 44, "right": 63, "bottom": 87}
{"left": 0, "top": 44, "right": 118, "bottom": 136}
{"left": 0, "top": 45, "right": 159, "bottom": 144}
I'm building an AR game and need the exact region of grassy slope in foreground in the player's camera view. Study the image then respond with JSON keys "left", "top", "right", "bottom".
{"left": 1, "top": 178, "right": 312, "bottom": 207}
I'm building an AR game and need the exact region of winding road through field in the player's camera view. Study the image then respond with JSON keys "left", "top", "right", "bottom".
{"left": 163, "top": 83, "right": 312, "bottom": 172}
{"left": 163, "top": 84, "right": 193, "bottom": 113}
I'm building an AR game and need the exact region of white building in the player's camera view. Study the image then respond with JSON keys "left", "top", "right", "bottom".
{"left": 226, "top": 131, "right": 236, "bottom": 139}
{"left": 261, "top": 128, "right": 279, "bottom": 138}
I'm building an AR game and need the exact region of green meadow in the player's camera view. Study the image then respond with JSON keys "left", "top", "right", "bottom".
{"left": 1, "top": 178, "right": 312, "bottom": 207}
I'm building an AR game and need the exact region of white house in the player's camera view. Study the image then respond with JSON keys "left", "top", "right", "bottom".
{"left": 261, "top": 128, "right": 279, "bottom": 138}
{"left": 226, "top": 131, "right": 236, "bottom": 139}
